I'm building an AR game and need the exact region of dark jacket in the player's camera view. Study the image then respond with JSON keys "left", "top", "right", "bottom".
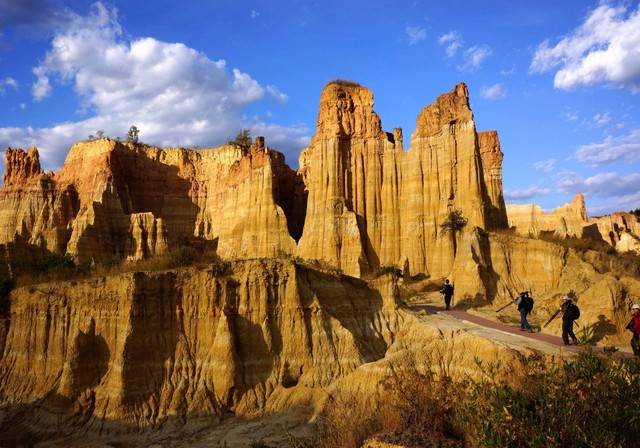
{"left": 562, "top": 302, "right": 580, "bottom": 322}
{"left": 442, "top": 284, "right": 454, "bottom": 297}
{"left": 517, "top": 295, "right": 534, "bottom": 314}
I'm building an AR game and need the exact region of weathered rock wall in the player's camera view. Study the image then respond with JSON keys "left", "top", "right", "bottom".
{"left": 0, "top": 259, "right": 401, "bottom": 430}
{"left": 450, "top": 229, "right": 640, "bottom": 344}
{"left": 298, "top": 81, "right": 506, "bottom": 277}
{"left": 507, "top": 194, "right": 640, "bottom": 254}
{"left": 478, "top": 130, "right": 509, "bottom": 229}
{"left": 506, "top": 193, "right": 588, "bottom": 238}
{"left": 0, "top": 139, "right": 304, "bottom": 262}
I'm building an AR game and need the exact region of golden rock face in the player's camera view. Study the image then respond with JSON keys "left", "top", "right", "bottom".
{"left": 0, "top": 139, "right": 304, "bottom": 262}
{"left": 298, "top": 82, "right": 508, "bottom": 277}
{"left": 0, "top": 82, "right": 510, "bottom": 278}
{"left": 1, "top": 82, "right": 639, "bottom": 441}
{"left": 0, "top": 260, "right": 400, "bottom": 429}
{"left": 507, "top": 193, "right": 588, "bottom": 238}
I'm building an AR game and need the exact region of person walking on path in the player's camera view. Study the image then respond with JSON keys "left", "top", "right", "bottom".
{"left": 441, "top": 279, "right": 454, "bottom": 310}
{"left": 626, "top": 304, "right": 640, "bottom": 356}
{"left": 516, "top": 291, "right": 534, "bottom": 332}
{"left": 561, "top": 296, "right": 580, "bottom": 346}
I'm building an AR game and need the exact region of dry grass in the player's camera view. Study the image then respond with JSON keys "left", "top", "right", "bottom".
{"left": 310, "top": 350, "right": 640, "bottom": 448}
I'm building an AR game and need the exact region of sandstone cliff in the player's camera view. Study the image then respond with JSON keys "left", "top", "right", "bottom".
{"left": 589, "top": 212, "right": 640, "bottom": 253}
{"left": 298, "top": 81, "right": 507, "bottom": 277}
{"left": 506, "top": 193, "right": 588, "bottom": 238}
{"left": 478, "top": 130, "right": 509, "bottom": 228}
{"left": 449, "top": 229, "right": 640, "bottom": 345}
{"left": 507, "top": 194, "right": 640, "bottom": 254}
{"left": 0, "top": 259, "right": 400, "bottom": 432}
{"left": 0, "top": 138, "right": 305, "bottom": 262}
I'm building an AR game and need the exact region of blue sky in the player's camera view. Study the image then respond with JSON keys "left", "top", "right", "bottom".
{"left": 1, "top": 0, "right": 639, "bottom": 215}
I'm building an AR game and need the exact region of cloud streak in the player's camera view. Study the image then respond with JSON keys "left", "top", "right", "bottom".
{"left": 406, "top": 26, "right": 427, "bottom": 45}
{"left": 480, "top": 83, "right": 506, "bottom": 100}
{"left": 575, "top": 129, "right": 640, "bottom": 165}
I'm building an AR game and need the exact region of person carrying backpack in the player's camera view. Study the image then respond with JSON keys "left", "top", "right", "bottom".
{"left": 626, "top": 304, "right": 640, "bottom": 356}
{"left": 516, "top": 291, "right": 534, "bottom": 332}
{"left": 561, "top": 296, "right": 580, "bottom": 345}
{"left": 441, "top": 279, "right": 454, "bottom": 310}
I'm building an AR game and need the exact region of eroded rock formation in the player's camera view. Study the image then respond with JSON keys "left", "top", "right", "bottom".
{"left": 0, "top": 260, "right": 400, "bottom": 431}
{"left": 506, "top": 193, "right": 588, "bottom": 238}
{"left": 0, "top": 139, "right": 305, "bottom": 262}
{"left": 298, "top": 81, "right": 507, "bottom": 277}
{"left": 507, "top": 194, "right": 640, "bottom": 254}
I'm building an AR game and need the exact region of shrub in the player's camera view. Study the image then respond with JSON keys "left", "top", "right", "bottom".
{"left": 373, "top": 265, "right": 401, "bottom": 278}
{"left": 316, "top": 350, "right": 640, "bottom": 448}
{"left": 461, "top": 350, "right": 640, "bottom": 448}
{"left": 41, "top": 253, "right": 75, "bottom": 273}
{"left": 168, "top": 245, "right": 198, "bottom": 268}
{"left": 228, "top": 128, "right": 252, "bottom": 150}
{"left": 127, "top": 125, "right": 139, "bottom": 143}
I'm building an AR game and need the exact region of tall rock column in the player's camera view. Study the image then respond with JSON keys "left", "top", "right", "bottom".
{"left": 478, "top": 130, "right": 508, "bottom": 229}
{"left": 401, "top": 83, "right": 489, "bottom": 277}
{"left": 297, "top": 81, "right": 394, "bottom": 276}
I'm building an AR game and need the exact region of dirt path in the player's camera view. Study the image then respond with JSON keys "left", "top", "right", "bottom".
{"left": 408, "top": 303, "right": 633, "bottom": 358}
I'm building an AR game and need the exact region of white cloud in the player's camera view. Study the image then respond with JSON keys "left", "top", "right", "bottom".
{"left": 0, "top": 77, "right": 19, "bottom": 94}
{"left": 0, "top": 2, "right": 307, "bottom": 169}
{"left": 504, "top": 186, "right": 551, "bottom": 200}
{"left": 250, "top": 10, "right": 260, "bottom": 19}
{"left": 266, "top": 85, "right": 288, "bottom": 104}
{"left": 480, "top": 83, "right": 506, "bottom": 100}
{"left": 575, "top": 129, "right": 640, "bottom": 165}
{"left": 592, "top": 112, "right": 611, "bottom": 126}
{"left": 438, "top": 30, "right": 463, "bottom": 57}
{"left": 558, "top": 170, "right": 640, "bottom": 199}
{"left": 32, "top": 66, "right": 51, "bottom": 100}
{"left": 3, "top": 77, "right": 18, "bottom": 88}
{"left": 533, "top": 158, "right": 556, "bottom": 172}
{"left": 530, "top": 4, "right": 640, "bottom": 92}
{"left": 500, "top": 67, "right": 515, "bottom": 76}
{"left": 459, "top": 46, "right": 491, "bottom": 71}
{"left": 563, "top": 109, "right": 579, "bottom": 121}
{"left": 405, "top": 26, "right": 427, "bottom": 45}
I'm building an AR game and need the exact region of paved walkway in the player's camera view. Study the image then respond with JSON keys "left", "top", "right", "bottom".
{"left": 408, "top": 303, "right": 633, "bottom": 358}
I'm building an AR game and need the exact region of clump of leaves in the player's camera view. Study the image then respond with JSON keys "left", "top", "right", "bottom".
{"left": 228, "top": 128, "right": 252, "bottom": 150}
{"left": 440, "top": 210, "right": 468, "bottom": 233}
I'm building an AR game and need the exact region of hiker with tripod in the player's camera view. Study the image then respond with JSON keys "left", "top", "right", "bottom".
{"left": 495, "top": 291, "right": 534, "bottom": 332}
{"left": 542, "top": 295, "right": 581, "bottom": 345}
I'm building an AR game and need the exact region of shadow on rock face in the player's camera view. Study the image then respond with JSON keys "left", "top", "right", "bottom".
{"left": 591, "top": 314, "right": 619, "bottom": 344}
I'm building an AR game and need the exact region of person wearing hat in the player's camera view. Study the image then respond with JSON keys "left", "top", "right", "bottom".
{"left": 626, "top": 304, "right": 640, "bottom": 356}
{"left": 561, "top": 296, "right": 580, "bottom": 345}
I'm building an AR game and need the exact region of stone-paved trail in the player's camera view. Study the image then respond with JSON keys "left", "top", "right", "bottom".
{"left": 408, "top": 303, "right": 634, "bottom": 359}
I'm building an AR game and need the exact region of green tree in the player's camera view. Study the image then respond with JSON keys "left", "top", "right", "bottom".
{"left": 96, "top": 130, "right": 104, "bottom": 138}
{"left": 127, "top": 125, "right": 140, "bottom": 143}
{"left": 440, "top": 209, "right": 468, "bottom": 256}
{"left": 228, "top": 128, "right": 252, "bottom": 150}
